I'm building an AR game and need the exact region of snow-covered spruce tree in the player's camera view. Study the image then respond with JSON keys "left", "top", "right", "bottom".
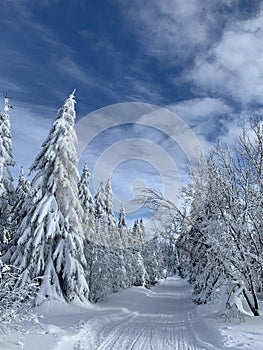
{"left": 78, "top": 164, "right": 94, "bottom": 215}
{"left": 111, "top": 248, "right": 128, "bottom": 291}
{"left": 94, "top": 181, "right": 106, "bottom": 221}
{"left": 88, "top": 200, "right": 129, "bottom": 299}
{"left": 88, "top": 245, "right": 113, "bottom": 302}
{"left": 139, "top": 218, "right": 146, "bottom": 244}
{"left": 119, "top": 218, "right": 149, "bottom": 287}
{"left": 78, "top": 164, "right": 96, "bottom": 243}
{"left": 94, "top": 181, "right": 112, "bottom": 246}
{"left": 105, "top": 178, "right": 116, "bottom": 227}
{"left": 89, "top": 243, "right": 130, "bottom": 302}
{"left": 10, "top": 91, "right": 89, "bottom": 304}
{"left": 118, "top": 203, "right": 127, "bottom": 228}
{"left": 12, "top": 167, "right": 30, "bottom": 232}
{"left": 0, "top": 96, "right": 15, "bottom": 252}
{"left": 129, "top": 219, "right": 141, "bottom": 247}
{"left": 3, "top": 167, "right": 30, "bottom": 263}
{"left": 141, "top": 237, "right": 162, "bottom": 286}
{"left": 125, "top": 246, "right": 147, "bottom": 287}
{"left": 117, "top": 203, "right": 128, "bottom": 247}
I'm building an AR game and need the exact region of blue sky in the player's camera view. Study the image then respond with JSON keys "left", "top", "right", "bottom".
{"left": 1, "top": 0, "right": 263, "bottom": 223}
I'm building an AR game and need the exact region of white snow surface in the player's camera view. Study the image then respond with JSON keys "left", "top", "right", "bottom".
{"left": 2, "top": 276, "right": 263, "bottom": 350}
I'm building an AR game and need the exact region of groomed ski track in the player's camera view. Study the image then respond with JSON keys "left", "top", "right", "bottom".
{"left": 75, "top": 276, "right": 224, "bottom": 350}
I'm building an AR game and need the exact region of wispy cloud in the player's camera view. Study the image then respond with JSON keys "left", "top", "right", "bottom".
{"left": 79, "top": 30, "right": 119, "bottom": 57}
{"left": 113, "top": 0, "right": 254, "bottom": 63}
{"left": 116, "top": 0, "right": 208, "bottom": 61}
{"left": 0, "top": 78, "right": 22, "bottom": 93}
{"left": 122, "top": 76, "right": 166, "bottom": 104}
{"left": 0, "top": 1, "right": 75, "bottom": 104}
{"left": 55, "top": 56, "right": 94, "bottom": 85}
{"left": 9, "top": 102, "right": 56, "bottom": 183}
{"left": 0, "top": 1, "right": 73, "bottom": 54}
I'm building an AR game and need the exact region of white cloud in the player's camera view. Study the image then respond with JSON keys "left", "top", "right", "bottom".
{"left": 168, "top": 97, "right": 237, "bottom": 151}
{"left": 170, "top": 97, "right": 232, "bottom": 121}
{"left": 168, "top": 97, "right": 263, "bottom": 153}
{"left": 189, "top": 12, "right": 263, "bottom": 105}
{"left": 116, "top": 0, "right": 263, "bottom": 106}
{"left": 115, "top": 0, "right": 247, "bottom": 62}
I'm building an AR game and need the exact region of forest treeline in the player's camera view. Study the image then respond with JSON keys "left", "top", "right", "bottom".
{"left": 1, "top": 90, "right": 261, "bottom": 324}
{"left": 145, "top": 118, "right": 263, "bottom": 319}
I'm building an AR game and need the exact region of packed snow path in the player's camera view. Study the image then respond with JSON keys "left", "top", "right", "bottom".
{"left": 76, "top": 276, "right": 224, "bottom": 350}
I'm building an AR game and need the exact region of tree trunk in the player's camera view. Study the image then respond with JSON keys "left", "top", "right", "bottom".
{"left": 242, "top": 288, "right": 260, "bottom": 316}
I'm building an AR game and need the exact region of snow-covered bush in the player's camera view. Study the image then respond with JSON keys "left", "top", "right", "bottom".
{"left": 222, "top": 283, "right": 246, "bottom": 323}
{"left": 0, "top": 262, "right": 39, "bottom": 333}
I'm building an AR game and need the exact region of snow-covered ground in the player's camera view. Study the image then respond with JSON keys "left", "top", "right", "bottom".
{"left": 2, "top": 277, "right": 263, "bottom": 350}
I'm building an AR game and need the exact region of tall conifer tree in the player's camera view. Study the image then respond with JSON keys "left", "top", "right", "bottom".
{"left": 0, "top": 96, "right": 15, "bottom": 252}
{"left": 10, "top": 91, "right": 89, "bottom": 303}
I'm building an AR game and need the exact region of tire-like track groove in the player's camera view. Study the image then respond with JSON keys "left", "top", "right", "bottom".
{"left": 76, "top": 277, "right": 224, "bottom": 350}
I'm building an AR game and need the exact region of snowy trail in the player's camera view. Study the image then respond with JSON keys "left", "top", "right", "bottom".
{"left": 75, "top": 277, "right": 224, "bottom": 350}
